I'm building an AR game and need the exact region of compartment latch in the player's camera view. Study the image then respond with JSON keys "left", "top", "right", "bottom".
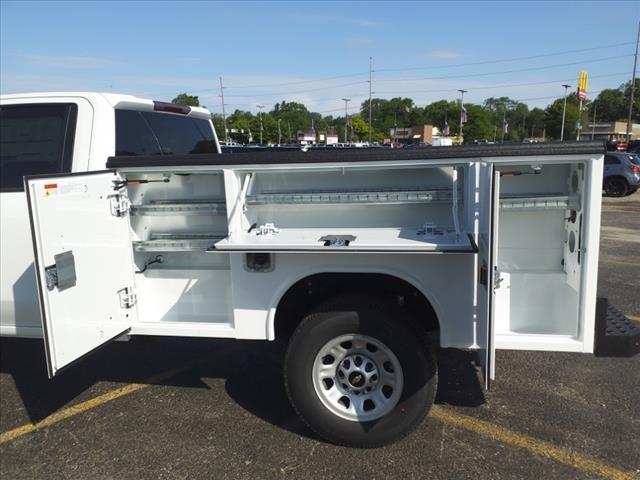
{"left": 319, "top": 235, "right": 356, "bottom": 247}
{"left": 118, "top": 287, "right": 137, "bottom": 309}
{"left": 44, "top": 251, "right": 76, "bottom": 291}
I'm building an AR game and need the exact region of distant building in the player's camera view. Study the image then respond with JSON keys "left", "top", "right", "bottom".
{"left": 390, "top": 127, "right": 413, "bottom": 141}
{"left": 318, "top": 132, "right": 339, "bottom": 145}
{"left": 296, "top": 131, "right": 317, "bottom": 144}
{"left": 296, "top": 130, "right": 339, "bottom": 145}
{"left": 390, "top": 124, "right": 437, "bottom": 144}
{"left": 578, "top": 121, "right": 640, "bottom": 141}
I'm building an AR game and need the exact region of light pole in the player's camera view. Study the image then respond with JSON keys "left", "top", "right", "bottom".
{"left": 560, "top": 84, "right": 571, "bottom": 141}
{"left": 256, "top": 104, "right": 264, "bottom": 144}
{"left": 591, "top": 101, "right": 598, "bottom": 140}
{"left": 277, "top": 118, "right": 282, "bottom": 145}
{"left": 218, "top": 76, "right": 228, "bottom": 144}
{"left": 368, "top": 57, "right": 373, "bottom": 144}
{"left": 626, "top": 20, "right": 639, "bottom": 142}
{"left": 458, "top": 89, "right": 467, "bottom": 143}
{"left": 341, "top": 98, "right": 351, "bottom": 143}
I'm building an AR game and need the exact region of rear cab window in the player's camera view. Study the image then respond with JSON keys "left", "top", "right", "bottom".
{"left": 115, "top": 110, "right": 216, "bottom": 156}
{"left": 0, "top": 104, "right": 77, "bottom": 191}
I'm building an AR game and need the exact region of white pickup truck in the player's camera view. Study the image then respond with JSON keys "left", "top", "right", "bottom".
{"left": 0, "top": 92, "right": 219, "bottom": 337}
{"left": 1, "top": 93, "right": 638, "bottom": 448}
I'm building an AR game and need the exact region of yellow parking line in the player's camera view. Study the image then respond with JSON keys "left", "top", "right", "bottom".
{"left": 431, "top": 406, "right": 636, "bottom": 480}
{"left": 0, "top": 358, "right": 203, "bottom": 445}
{"left": 0, "top": 360, "right": 636, "bottom": 480}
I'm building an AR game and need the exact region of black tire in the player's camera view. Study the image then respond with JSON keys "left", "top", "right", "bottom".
{"left": 284, "top": 295, "right": 437, "bottom": 448}
{"left": 604, "top": 177, "right": 629, "bottom": 197}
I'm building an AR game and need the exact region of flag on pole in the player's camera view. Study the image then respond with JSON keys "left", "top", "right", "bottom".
{"left": 460, "top": 106, "right": 468, "bottom": 124}
{"left": 503, "top": 119, "right": 509, "bottom": 134}
{"left": 443, "top": 120, "right": 450, "bottom": 136}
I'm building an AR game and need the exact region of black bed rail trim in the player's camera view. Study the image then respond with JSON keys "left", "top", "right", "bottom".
{"left": 107, "top": 141, "right": 606, "bottom": 169}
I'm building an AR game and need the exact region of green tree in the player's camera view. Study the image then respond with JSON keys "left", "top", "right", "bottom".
{"left": 171, "top": 93, "right": 200, "bottom": 106}
{"left": 461, "top": 104, "right": 494, "bottom": 143}
{"left": 423, "top": 100, "right": 458, "bottom": 134}
{"left": 527, "top": 107, "right": 546, "bottom": 138}
{"left": 349, "top": 115, "right": 369, "bottom": 141}
{"left": 483, "top": 97, "right": 529, "bottom": 141}
{"left": 360, "top": 97, "right": 415, "bottom": 139}
{"left": 544, "top": 93, "right": 580, "bottom": 140}
{"left": 594, "top": 88, "right": 626, "bottom": 121}
{"left": 622, "top": 78, "right": 640, "bottom": 124}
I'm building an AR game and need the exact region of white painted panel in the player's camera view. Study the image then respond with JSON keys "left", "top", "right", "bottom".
{"left": 135, "top": 268, "right": 232, "bottom": 324}
{"left": 494, "top": 272, "right": 578, "bottom": 337}
{"left": 27, "top": 172, "right": 136, "bottom": 376}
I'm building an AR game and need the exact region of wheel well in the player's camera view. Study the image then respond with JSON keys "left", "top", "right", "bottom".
{"left": 274, "top": 273, "right": 440, "bottom": 341}
{"left": 604, "top": 175, "right": 628, "bottom": 185}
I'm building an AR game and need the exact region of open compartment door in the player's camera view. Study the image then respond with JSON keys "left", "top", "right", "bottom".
{"left": 26, "top": 171, "right": 137, "bottom": 377}
{"left": 476, "top": 164, "right": 500, "bottom": 388}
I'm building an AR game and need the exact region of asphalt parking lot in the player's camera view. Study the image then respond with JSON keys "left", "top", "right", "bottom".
{"left": 1, "top": 194, "right": 639, "bottom": 480}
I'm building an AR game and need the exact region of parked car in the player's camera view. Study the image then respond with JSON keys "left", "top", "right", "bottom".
{"left": 603, "top": 152, "right": 640, "bottom": 196}
{"left": 606, "top": 140, "right": 628, "bottom": 152}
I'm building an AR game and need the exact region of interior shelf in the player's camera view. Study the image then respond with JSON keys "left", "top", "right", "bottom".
{"left": 130, "top": 198, "right": 226, "bottom": 216}
{"left": 499, "top": 194, "right": 579, "bottom": 211}
{"left": 246, "top": 187, "right": 461, "bottom": 206}
{"left": 213, "top": 227, "right": 476, "bottom": 253}
{"left": 133, "top": 233, "right": 227, "bottom": 252}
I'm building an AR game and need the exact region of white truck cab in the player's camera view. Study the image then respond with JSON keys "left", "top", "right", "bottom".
{"left": 0, "top": 92, "right": 219, "bottom": 337}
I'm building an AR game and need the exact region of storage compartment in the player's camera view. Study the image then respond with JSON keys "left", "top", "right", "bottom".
{"left": 124, "top": 172, "right": 233, "bottom": 325}
{"left": 217, "top": 165, "right": 475, "bottom": 252}
{"left": 494, "top": 162, "right": 585, "bottom": 349}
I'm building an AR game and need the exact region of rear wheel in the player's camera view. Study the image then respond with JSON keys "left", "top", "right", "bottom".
{"left": 604, "top": 177, "right": 629, "bottom": 197}
{"left": 284, "top": 295, "right": 437, "bottom": 448}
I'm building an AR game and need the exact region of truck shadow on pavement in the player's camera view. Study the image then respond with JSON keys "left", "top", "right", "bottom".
{"left": 0, "top": 337, "right": 484, "bottom": 439}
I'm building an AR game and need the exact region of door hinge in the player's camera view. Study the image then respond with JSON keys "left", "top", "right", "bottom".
{"left": 493, "top": 268, "right": 503, "bottom": 289}
{"left": 118, "top": 287, "right": 137, "bottom": 309}
{"left": 109, "top": 193, "right": 130, "bottom": 217}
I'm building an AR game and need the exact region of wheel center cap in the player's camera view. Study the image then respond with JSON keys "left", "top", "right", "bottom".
{"left": 348, "top": 372, "right": 365, "bottom": 388}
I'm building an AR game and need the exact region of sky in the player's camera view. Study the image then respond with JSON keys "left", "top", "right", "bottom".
{"left": 1, "top": 1, "right": 639, "bottom": 116}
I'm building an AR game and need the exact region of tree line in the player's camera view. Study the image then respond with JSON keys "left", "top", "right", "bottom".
{"left": 172, "top": 79, "right": 639, "bottom": 144}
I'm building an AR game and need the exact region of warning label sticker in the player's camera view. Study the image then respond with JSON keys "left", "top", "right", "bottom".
{"left": 44, "top": 183, "right": 58, "bottom": 197}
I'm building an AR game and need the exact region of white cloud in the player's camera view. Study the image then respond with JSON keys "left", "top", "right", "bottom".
{"left": 288, "top": 14, "right": 384, "bottom": 28}
{"left": 19, "top": 53, "right": 118, "bottom": 69}
{"left": 351, "top": 18, "right": 384, "bottom": 27}
{"left": 349, "top": 37, "right": 375, "bottom": 45}
{"left": 427, "top": 50, "right": 465, "bottom": 60}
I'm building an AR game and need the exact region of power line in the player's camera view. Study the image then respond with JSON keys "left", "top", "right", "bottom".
{"left": 203, "top": 55, "right": 632, "bottom": 100}
{"left": 375, "top": 42, "right": 635, "bottom": 73}
{"left": 223, "top": 71, "right": 368, "bottom": 89}
{"left": 373, "top": 72, "right": 631, "bottom": 95}
{"left": 223, "top": 81, "right": 369, "bottom": 98}
{"left": 184, "top": 55, "right": 629, "bottom": 103}
{"left": 137, "top": 41, "right": 634, "bottom": 99}
{"left": 375, "top": 54, "right": 633, "bottom": 83}
{"left": 221, "top": 41, "right": 632, "bottom": 89}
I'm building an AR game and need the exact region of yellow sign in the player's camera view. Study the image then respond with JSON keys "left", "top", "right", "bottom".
{"left": 578, "top": 70, "right": 588, "bottom": 92}
{"left": 577, "top": 70, "right": 588, "bottom": 101}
